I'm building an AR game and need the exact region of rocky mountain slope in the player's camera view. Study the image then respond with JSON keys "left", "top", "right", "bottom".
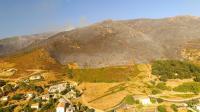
{"left": 0, "top": 33, "right": 56, "bottom": 56}
{"left": 1, "top": 16, "right": 200, "bottom": 68}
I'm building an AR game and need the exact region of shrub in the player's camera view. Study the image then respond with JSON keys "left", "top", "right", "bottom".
{"left": 66, "top": 68, "right": 73, "bottom": 79}
{"left": 22, "top": 104, "right": 34, "bottom": 112}
{"left": 157, "top": 105, "right": 167, "bottom": 112}
{"left": 124, "top": 95, "right": 135, "bottom": 105}
{"left": 186, "top": 99, "right": 199, "bottom": 107}
{"left": 150, "top": 98, "right": 157, "bottom": 103}
{"left": 170, "top": 104, "right": 178, "bottom": 112}
{"left": 34, "top": 86, "right": 44, "bottom": 93}
{"left": 193, "top": 75, "right": 200, "bottom": 82}
{"left": 156, "top": 82, "right": 171, "bottom": 90}
{"left": 152, "top": 60, "right": 200, "bottom": 80}
{"left": 86, "top": 108, "right": 95, "bottom": 112}
{"left": 12, "top": 94, "right": 24, "bottom": 100}
{"left": 152, "top": 88, "right": 162, "bottom": 95}
{"left": 0, "top": 80, "right": 6, "bottom": 87}
{"left": 157, "top": 98, "right": 164, "bottom": 103}
{"left": 173, "top": 82, "right": 200, "bottom": 94}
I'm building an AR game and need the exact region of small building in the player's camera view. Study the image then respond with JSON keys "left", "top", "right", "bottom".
{"left": 65, "top": 90, "right": 77, "bottom": 99}
{"left": 59, "top": 98, "right": 71, "bottom": 104}
{"left": 133, "top": 95, "right": 152, "bottom": 105}
{"left": 6, "top": 68, "right": 17, "bottom": 72}
{"left": 29, "top": 75, "right": 43, "bottom": 81}
{"left": 0, "top": 96, "right": 9, "bottom": 102}
{"left": 41, "top": 94, "right": 50, "bottom": 101}
{"left": 53, "top": 94, "right": 60, "bottom": 99}
{"left": 48, "top": 83, "right": 68, "bottom": 93}
{"left": 56, "top": 102, "right": 66, "bottom": 112}
{"left": 31, "top": 103, "right": 40, "bottom": 110}
{"left": 195, "top": 105, "right": 200, "bottom": 111}
{"left": 26, "top": 93, "right": 35, "bottom": 100}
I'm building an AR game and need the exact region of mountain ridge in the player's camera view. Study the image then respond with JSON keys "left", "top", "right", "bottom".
{"left": 1, "top": 16, "right": 200, "bottom": 68}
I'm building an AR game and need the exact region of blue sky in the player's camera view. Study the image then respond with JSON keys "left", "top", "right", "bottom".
{"left": 0, "top": 0, "right": 200, "bottom": 38}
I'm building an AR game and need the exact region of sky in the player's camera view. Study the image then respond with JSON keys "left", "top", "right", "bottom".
{"left": 0, "top": 0, "right": 200, "bottom": 38}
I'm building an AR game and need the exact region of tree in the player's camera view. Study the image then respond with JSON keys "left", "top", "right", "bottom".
{"left": 170, "top": 104, "right": 178, "bottom": 112}
{"left": 86, "top": 108, "right": 95, "bottom": 112}
{"left": 0, "top": 80, "right": 6, "bottom": 87}
{"left": 157, "top": 105, "right": 167, "bottom": 112}
{"left": 22, "top": 105, "right": 34, "bottom": 112}
{"left": 12, "top": 94, "right": 24, "bottom": 100}
{"left": 152, "top": 88, "right": 161, "bottom": 95}
{"left": 67, "top": 68, "right": 74, "bottom": 79}
{"left": 193, "top": 75, "right": 200, "bottom": 82}
{"left": 35, "top": 86, "right": 44, "bottom": 93}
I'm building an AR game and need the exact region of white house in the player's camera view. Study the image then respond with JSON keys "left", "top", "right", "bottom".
{"left": 65, "top": 90, "right": 77, "bottom": 99}
{"left": 41, "top": 94, "right": 50, "bottom": 101}
{"left": 133, "top": 95, "right": 152, "bottom": 105}
{"left": 26, "top": 93, "right": 35, "bottom": 100}
{"left": 56, "top": 102, "right": 66, "bottom": 112}
{"left": 0, "top": 96, "right": 9, "bottom": 101}
{"left": 195, "top": 105, "right": 200, "bottom": 111}
{"left": 49, "top": 83, "right": 68, "bottom": 93}
{"left": 29, "top": 75, "right": 43, "bottom": 81}
{"left": 31, "top": 103, "right": 40, "bottom": 110}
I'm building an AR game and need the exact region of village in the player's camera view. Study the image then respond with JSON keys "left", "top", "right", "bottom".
{"left": 0, "top": 68, "right": 95, "bottom": 112}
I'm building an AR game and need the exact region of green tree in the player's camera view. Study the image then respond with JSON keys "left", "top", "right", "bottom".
{"left": 170, "top": 104, "right": 178, "bottom": 112}
{"left": 157, "top": 105, "right": 167, "bottom": 112}
{"left": 0, "top": 80, "right": 6, "bottom": 87}
{"left": 34, "top": 86, "right": 44, "bottom": 93}
{"left": 12, "top": 94, "right": 24, "bottom": 100}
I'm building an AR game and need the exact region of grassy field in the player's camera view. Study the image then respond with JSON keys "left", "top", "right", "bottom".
{"left": 72, "top": 65, "right": 140, "bottom": 82}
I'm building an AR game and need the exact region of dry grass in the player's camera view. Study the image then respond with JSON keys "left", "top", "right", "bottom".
{"left": 79, "top": 82, "right": 128, "bottom": 110}
{"left": 72, "top": 65, "right": 140, "bottom": 82}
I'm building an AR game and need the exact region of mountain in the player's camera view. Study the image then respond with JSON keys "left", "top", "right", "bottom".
{"left": 1, "top": 16, "right": 200, "bottom": 68}
{"left": 0, "top": 33, "right": 56, "bottom": 56}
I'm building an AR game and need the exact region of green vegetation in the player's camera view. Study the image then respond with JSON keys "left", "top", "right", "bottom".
{"left": 22, "top": 104, "right": 34, "bottom": 112}
{"left": 0, "top": 80, "right": 6, "bottom": 87}
{"left": 12, "top": 94, "right": 24, "bottom": 100}
{"left": 123, "top": 95, "right": 136, "bottom": 105}
{"left": 186, "top": 99, "right": 199, "bottom": 107}
{"left": 19, "top": 82, "right": 44, "bottom": 93}
{"left": 156, "top": 82, "right": 171, "bottom": 90}
{"left": 170, "top": 104, "right": 178, "bottom": 112}
{"left": 152, "top": 88, "right": 162, "bottom": 95}
{"left": 173, "top": 82, "right": 200, "bottom": 94}
{"left": 147, "top": 81, "right": 171, "bottom": 95}
{"left": 174, "top": 94, "right": 196, "bottom": 98}
{"left": 66, "top": 67, "right": 74, "bottom": 79}
{"left": 72, "top": 66, "right": 139, "bottom": 82}
{"left": 152, "top": 60, "right": 200, "bottom": 81}
{"left": 157, "top": 105, "right": 167, "bottom": 112}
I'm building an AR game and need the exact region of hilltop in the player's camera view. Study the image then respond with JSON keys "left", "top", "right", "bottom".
{"left": 1, "top": 16, "right": 200, "bottom": 68}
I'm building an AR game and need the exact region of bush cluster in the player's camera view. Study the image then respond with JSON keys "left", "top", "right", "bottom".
{"left": 173, "top": 82, "right": 200, "bottom": 94}
{"left": 152, "top": 60, "right": 200, "bottom": 81}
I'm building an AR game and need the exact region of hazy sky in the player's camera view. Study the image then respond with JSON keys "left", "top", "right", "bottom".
{"left": 0, "top": 0, "right": 200, "bottom": 38}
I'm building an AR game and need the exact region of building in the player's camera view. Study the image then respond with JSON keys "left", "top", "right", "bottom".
{"left": 41, "top": 94, "right": 50, "bottom": 101}
{"left": 31, "top": 103, "right": 40, "bottom": 110}
{"left": 0, "top": 96, "right": 9, "bottom": 102}
{"left": 56, "top": 102, "right": 66, "bottom": 112}
{"left": 65, "top": 90, "right": 77, "bottom": 99}
{"left": 26, "top": 93, "right": 35, "bottom": 100}
{"left": 133, "top": 95, "right": 152, "bottom": 105}
{"left": 49, "top": 83, "right": 68, "bottom": 93}
{"left": 29, "top": 75, "right": 43, "bottom": 81}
